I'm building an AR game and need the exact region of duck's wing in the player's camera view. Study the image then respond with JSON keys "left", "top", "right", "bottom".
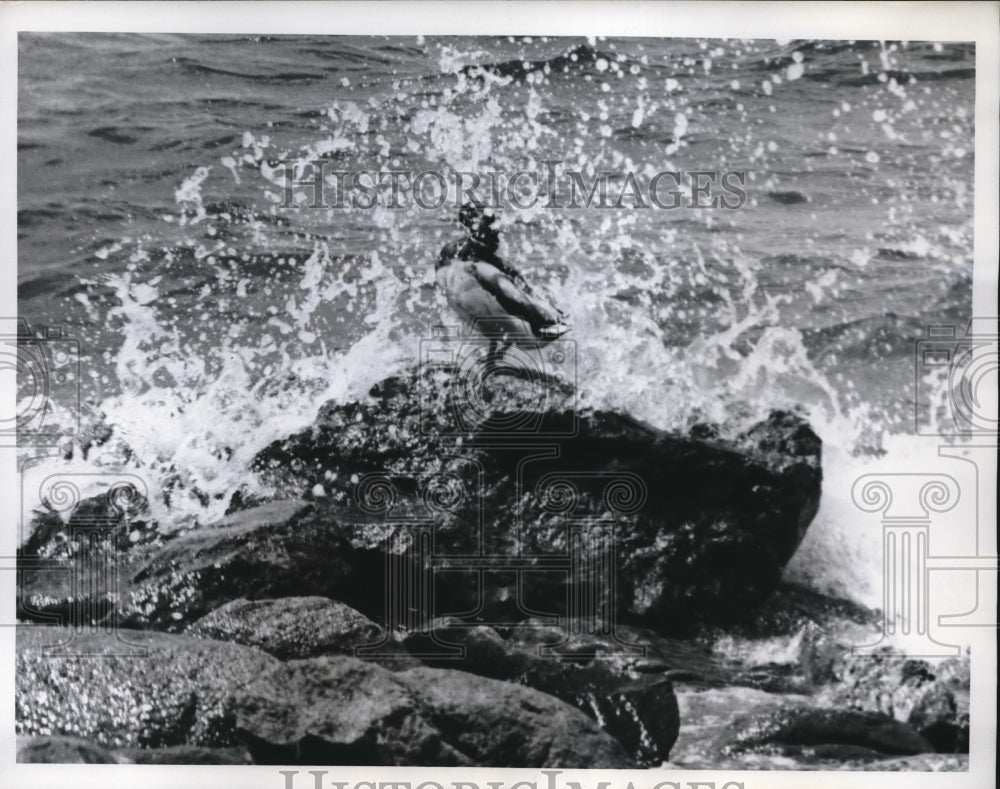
{"left": 468, "top": 261, "right": 565, "bottom": 330}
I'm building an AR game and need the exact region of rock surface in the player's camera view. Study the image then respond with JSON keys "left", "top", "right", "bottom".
{"left": 20, "top": 369, "right": 822, "bottom": 639}
{"left": 187, "top": 596, "right": 418, "bottom": 667}
{"left": 820, "top": 648, "right": 969, "bottom": 752}
{"left": 233, "top": 655, "right": 633, "bottom": 767}
{"left": 16, "top": 627, "right": 279, "bottom": 749}
{"left": 404, "top": 617, "right": 682, "bottom": 766}
{"left": 18, "top": 483, "right": 154, "bottom": 628}
{"left": 718, "top": 704, "right": 935, "bottom": 760}
{"left": 18, "top": 368, "right": 965, "bottom": 772}
{"left": 252, "top": 367, "right": 823, "bottom": 631}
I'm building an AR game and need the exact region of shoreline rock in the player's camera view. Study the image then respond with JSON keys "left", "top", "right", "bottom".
{"left": 19, "top": 368, "right": 975, "bottom": 771}
{"left": 187, "top": 596, "right": 419, "bottom": 668}
{"left": 16, "top": 627, "right": 279, "bottom": 749}
{"left": 233, "top": 655, "right": 633, "bottom": 767}
{"left": 404, "top": 616, "right": 681, "bottom": 766}
{"left": 251, "top": 367, "right": 823, "bottom": 632}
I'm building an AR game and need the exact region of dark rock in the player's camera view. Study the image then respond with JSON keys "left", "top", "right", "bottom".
{"left": 403, "top": 618, "right": 534, "bottom": 679}
{"left": 16, "top": 627, "right": 279, "bottom": 750}
{"left": 118, "top": 745, "right": 251, "bottom": 764}
{"left": 21, "top": 482, "right": 150, "bottom": 559}
{"left": 738, "top": 583, "right": 882, "bottom": 638}
{"left": 187, "top": 597, "right": 418, "bottom": 668}
{"left": 233, "top": 655, "right": 632, "bottom": 767}
{"left": 820, "top": 648, "right": 967, "bottom": 752}
{"left": 404, "top": 617, "right": 681, "bottom": 765}
{"left": 17, "top": 735, "right": 119, "bottom": 764}
{"left": 701, "top": 584, "right": 884, "bottom": 694}
{"left": 120, "top": 500, "right": 357, "bottom": 630}
{"left": 518, "top": 660, "right": 678, "bottom": 767}
{"left": 719, "top": 705, "right": 935, "bottom": 759}
{"left": 18, "top": 484, "right": 155, "bottom": 627}
{"left": 117, "top": 499, "right": 469, "bottom": 632}
{"left": 24, "top": 370, "right": 821, "bottom": 638}
{"left": 251, "top": 366, "right": 822, "bottom": 632}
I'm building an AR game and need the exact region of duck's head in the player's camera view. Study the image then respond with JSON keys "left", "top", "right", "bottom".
{"left": 458, "top": 202, "right": 500, "bottom": 254}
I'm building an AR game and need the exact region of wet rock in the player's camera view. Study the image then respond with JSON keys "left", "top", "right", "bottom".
{"left": 404, "top": 617, "right": 681, "bottom": 766}
{"left": 21, "top": 482, "right": 151, "bottom": 558}
{"left": 252, "top": 367, "right": 823, "bottom": 632}
{"left": 719, "top": 704, "right": 935, "bottom": 759}
{"left": 18, "top": 484, "right": 155, "bottom": 627}
{"left": 17, "top": 735, "right": 119, "bottom": 764}
{"left": 27, "top": 373, "right": 822, "bottom": 638}
{"left": 16, "top": 627, "right": 279, "bottom": 750}
{"left": 721, "top": 582, "right": 881, "bottom": 639}
{"left": 187, "top": 596, "right": 418, "bottom": 668}
{"left": 518, "top": 660, "right": 678, "bottom": 767}
{"left": 233, "top": 655, "right": 632, "bottom": 767}
{"left": 696, "top": 582, "right": 883, "bottom": 693}
{"left": 403, "top": 618, "right": 534, "bottom": 679}
{"left": 821, "top": 648, "right": 967, "bottom": 752}
{"left": 120, "top": 499, "right": 368, "bottom": 630}
{"left": 118, "top": 498, "right": 479, "bottom": 632}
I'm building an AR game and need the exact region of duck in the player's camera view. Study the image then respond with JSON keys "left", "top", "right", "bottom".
{"left": 436, "top": 203, "right": 569, "bottom": 369}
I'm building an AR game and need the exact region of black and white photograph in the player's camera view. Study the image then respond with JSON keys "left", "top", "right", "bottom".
{"left": 3, "top": 2, "right": 997, "bottom": 786}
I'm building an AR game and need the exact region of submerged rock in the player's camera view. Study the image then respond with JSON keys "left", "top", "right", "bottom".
{"left": 233, "top": 655, "right": 632, "bottom": 767}
{"left": 717, "top": 704, "right": 935, "bottom": 760}
{"left": 16, "top": 627, "right": 278, "bottom": 749}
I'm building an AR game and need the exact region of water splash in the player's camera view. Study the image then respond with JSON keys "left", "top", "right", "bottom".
{"left": 21, "top": 39, "right": 975, "bottom": 630}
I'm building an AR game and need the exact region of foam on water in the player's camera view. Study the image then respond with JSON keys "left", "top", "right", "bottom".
{"left": 21, "top": 39, "right": 980, "bottom": 642}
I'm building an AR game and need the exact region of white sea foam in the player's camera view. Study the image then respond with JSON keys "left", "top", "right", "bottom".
{"left": 23, "top": 40, "right": 980, "bottom": 650}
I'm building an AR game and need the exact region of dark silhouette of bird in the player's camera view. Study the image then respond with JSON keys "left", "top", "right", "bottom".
{"left": 436, "top": 203, "right": 569, "bottom": 370}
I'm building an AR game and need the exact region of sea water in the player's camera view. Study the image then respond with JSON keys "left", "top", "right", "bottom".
{"left": 17, "top": 35, "right": 981, "bottom": 641}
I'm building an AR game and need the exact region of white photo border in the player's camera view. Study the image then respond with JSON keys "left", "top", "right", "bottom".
{"left": 1, "top": 2, "right": 996, "bottom": 789}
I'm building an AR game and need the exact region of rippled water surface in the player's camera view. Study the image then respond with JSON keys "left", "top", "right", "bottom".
{"left": 17, "top": 34, "right": 975, "bottom": 609}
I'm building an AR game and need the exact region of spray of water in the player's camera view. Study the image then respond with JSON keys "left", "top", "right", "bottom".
{"left": 24, "top": 40, "right": 977, "bottom": 637}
